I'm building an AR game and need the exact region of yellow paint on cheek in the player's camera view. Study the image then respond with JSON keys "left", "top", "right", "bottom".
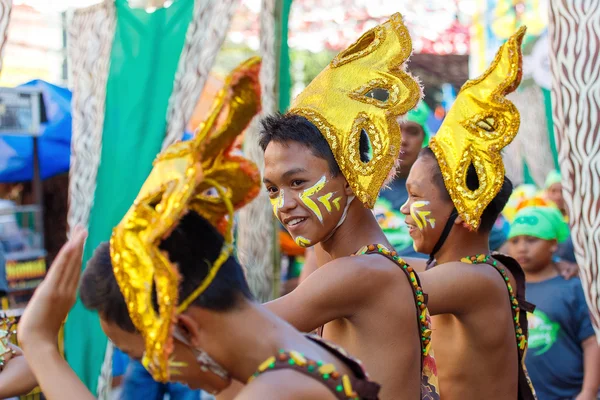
{"left": 295, "top": 236, "right": 311, "bottom": 247}
{"left": 410, "top": 201, "right": 436, "bottom": 230}
{"left": 300, "top": 176, "right": 326, "bottom": 223}
{"left": 318, "top": 192, "right": 334, "bottom": 212}
{"left": 332, "top": 196, "right": 342, "bottom": 211}
{"left": 270, "top": 190, "right": 284, "bottom": 218}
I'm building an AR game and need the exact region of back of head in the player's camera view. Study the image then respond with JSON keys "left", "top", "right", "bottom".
{"left": 80, "top": 212, "right": 253, "bottom": 333}
{"left": 419, "top": 147, "right": 513, "bottom": 233}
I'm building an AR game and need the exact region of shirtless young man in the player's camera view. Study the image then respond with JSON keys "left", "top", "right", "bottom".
{"left": 400, "top": 28, "right": 536, "bottom": 399}
{"left": 261, "top": 13, "right": 439, "bottom": 400}
{"left": 17, "top": 58, "right": 380, "bottom": 400}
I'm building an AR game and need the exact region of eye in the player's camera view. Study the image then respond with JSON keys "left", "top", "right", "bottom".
{"left": 291, "top": 179, "right": 305, "bottom": 188}
{"left": 266, "top": 186, "right": 278, "bottom": 195}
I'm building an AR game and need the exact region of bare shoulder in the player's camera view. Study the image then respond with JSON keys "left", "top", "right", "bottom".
{"left": 237, "top": 370, "right": 336, "bottom": 400}
{"left": 318, "top": 252, "right": 407, "bottom": 288}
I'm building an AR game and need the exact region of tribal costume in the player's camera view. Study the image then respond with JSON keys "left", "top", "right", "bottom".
{"left": 288, "top": 13, "right": 440, "bottom": 399}
{"left": 425, "top": 27, "right": 537, "bottom": 400}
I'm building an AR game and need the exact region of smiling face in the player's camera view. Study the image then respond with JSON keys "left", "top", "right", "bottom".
{"left": 400, "top": 155, "right": 455, "bottom": 254}
{"left": 263, "top": 140, "right": 352, "bottom": 247}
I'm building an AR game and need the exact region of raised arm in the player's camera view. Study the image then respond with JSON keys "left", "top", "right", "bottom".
{"left": 18, "top": 227, "right": 95, "bottom": 400}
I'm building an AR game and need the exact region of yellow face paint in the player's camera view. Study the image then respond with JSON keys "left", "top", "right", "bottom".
{"left": 295, "top": 236, "right": 311, "bottom": 247}
{"left": 410, "top": 201, "right": 436, "bottom": 230}
{"left": 318, "top": 192, "right": 334, "bottom": 212}
{"left": 332, "top": 196, "right": 342, "bottom": 211}
{"left": 269, "top": 189, "right": 284, "bottom": 218}
{"left": 300, "top": 176, "right": 326, "bottom": 223}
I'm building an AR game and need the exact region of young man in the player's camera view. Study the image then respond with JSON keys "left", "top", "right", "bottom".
{"left": 17, "top": 58, "right": 380, "bottom": 400}
{"left": 261, "top": 13, "right": 439, "bottom": 400}
{"left": 400, "top": 28, "right": 536, "bottom": 399}
{"left": 507, "top": 206, "right": 599, "bottom": 400}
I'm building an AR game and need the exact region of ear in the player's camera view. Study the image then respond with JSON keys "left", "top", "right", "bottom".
{"left": 454, "top": 215, "right": 464, "bottom": 226}
{"left": 177, "top": 313, "right": 203, "bottom": 348}
{"left": 343, "top": 180, "right": 353, "bottom": 197}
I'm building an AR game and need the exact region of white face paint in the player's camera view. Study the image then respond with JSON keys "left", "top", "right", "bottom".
{"left": 410, "top": 200, "right": 436, "bottom": 230}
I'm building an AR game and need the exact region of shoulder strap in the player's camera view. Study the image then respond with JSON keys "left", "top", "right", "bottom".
{"left": 487, "top": 253, "right": 538, "bottom": 400}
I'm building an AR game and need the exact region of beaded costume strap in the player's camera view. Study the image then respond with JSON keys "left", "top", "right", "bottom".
{"left": 353, "top": 244, "right": 433, "bottom": 357}
{"left": 0, "top": 317, "right": 16, "bottom": 372}
{"left": 461, "top": 254, "right": 526, "bottom": 349}
{"left": 248, "top": 350, "right": 367, "bottom": 400}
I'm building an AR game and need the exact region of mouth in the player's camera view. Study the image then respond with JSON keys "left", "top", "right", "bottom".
{"left": 283, "top": 216, "right": 308, "bottom": 232}
{"left": 405, "top": 221, "right": 418, "bottom": 235}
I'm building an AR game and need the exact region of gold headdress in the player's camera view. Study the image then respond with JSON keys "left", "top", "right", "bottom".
{"left": 289, "top": 13, "right": 421, "bottom": 208}
{"left": 110, "top": 57, "right": 262, "bottom": 382}
{"left": 429, "top": 27, "right": 526, "bottom": 230}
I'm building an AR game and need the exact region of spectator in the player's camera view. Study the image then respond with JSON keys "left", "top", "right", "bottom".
{"left": 507, "top": 206, "right": 599, "bottom": 400}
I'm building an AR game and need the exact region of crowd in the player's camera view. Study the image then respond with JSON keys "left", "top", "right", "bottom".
{"left": 0, "top": 13, "right": 597, "bottom": 400}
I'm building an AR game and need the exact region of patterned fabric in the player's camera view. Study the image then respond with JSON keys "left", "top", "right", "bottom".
{"left": 163, "top": 0, "right": 240, "bottom": 149}
{"left": 236, "top": 0, "right": 280, "bottom": 302}
{"left": 250, "top": 334, "right": 380, "bottom": 399}
{"left": 67, "top": 0, "right": 116, "bottom": 232}
{"left": 0, "top": 0, "right": 11, "bottom": 73}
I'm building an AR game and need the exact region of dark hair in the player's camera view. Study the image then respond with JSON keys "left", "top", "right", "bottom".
{"left": 259, "top": 113, "right": 373, "bottom": 174}
{"left": 80, "top": 212, "right": 253, "bottom": 333}
{"left": 419, "top": 147, "right": 513, "bottom": 232}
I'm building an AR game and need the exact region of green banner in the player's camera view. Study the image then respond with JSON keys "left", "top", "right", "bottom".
{"left": 64, "top": 0, "right": 193, "bottom": 392}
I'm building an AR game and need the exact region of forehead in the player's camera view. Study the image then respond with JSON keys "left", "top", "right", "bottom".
{"left": 406, "top": 155, "right": 437, "bottom": 188}
{"left": 263, "top": 140, "right": 329, "bottom": 175}
{"left": 100, "top": 318, "right": 145, "bottom": 358}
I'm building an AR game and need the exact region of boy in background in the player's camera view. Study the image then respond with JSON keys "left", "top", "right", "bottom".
{"left": 507, "top": 206, "right": 600, "bottom": 400}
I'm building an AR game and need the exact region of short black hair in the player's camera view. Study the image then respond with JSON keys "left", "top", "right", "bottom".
{"left": 419, "top": 147, "right": 513, "bottom": 232}
{"left": 80, "top": 212, "right": 253, "bottom": 333}
{"left": 259, "top": 113, "right": 373, "bottom": 174}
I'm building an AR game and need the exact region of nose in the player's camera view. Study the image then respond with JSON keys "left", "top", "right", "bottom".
{"left": 400, "top": 199, "right": 410, "bottom": 215}
{"left": 279, "top": 190, "right": 298, "bottom": 213}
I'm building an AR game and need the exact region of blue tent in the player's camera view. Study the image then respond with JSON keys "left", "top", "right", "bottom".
{"left": 0, "top": 80, "right": 72, "bottom": 182}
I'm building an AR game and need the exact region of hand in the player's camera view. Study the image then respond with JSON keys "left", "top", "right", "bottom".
{"left": 555, "top": 260, "right": 579, "bottom": 280}
{"left": 17, "top": 227, "right": 87, "bottom": 349}
{"left": 575, "top": 388, "right": 598, "bottom": 400}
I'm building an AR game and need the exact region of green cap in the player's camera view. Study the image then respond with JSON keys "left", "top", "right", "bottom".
{"left": 405, "top": 101, "right": 432, "bottom": 147}
{"left": 545, "top": 170, "right": 561, "bottom": 188}
{"left": 508, "top": 206, "right": 569, "bottom": 243}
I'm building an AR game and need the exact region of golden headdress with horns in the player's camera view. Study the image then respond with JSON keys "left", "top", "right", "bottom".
{"left": 289, "top": 13, "right": 421, "bottom": 208}
{"left": 110, "top": 57, "right": 262, "bottom": 382}
{"left": 429, "top": 27, "right": 526, "bottom": 230}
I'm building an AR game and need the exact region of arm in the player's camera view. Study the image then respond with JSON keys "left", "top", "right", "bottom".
{"left": 17, "top": 227, "right": 94, "bottom": 400}
{"left": 266, "top": 256, "right": 392, "bottom": 333}
{"left": 576, "top": 336, "right": 600, "bottom": 400}
{"left": 0, "top": 345, "right": 37, "bottom": 398}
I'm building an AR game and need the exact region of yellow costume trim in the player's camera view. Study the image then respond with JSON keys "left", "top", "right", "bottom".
{"left": 429, "top": 27, "right": 526, "bottom": 230}
{"left": 110, "top": 57, "right": 262, "bottom": 382}
{"left": 289, "top": 13, "right": 421, "bottom": 208}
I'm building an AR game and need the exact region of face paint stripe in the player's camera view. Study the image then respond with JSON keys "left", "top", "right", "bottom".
{"left": 300, "top": 176, "right": 326, "bottom": 223}
{"left": 332, "top": 196, "right": 342, "bottom": 211}
{"left": 270, "top": 189, "right": 284, "bottom": 220}
{"left": 295, "top": 236, "right": 311, "bottom": 247}
{"left": 318, "top": 192, "right": 334, "bottom": 212}
{"left": 410, "top": 201, "right": 435, "bottom": 230}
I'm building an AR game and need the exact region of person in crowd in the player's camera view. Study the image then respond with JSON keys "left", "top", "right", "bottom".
{"left": 261, "top": 13, "right": 439, "bottom": 399}
{"left": 16, "top": 57, "right": 380, "bottom": 400}
{"left": 507, "top": 206, "right": 600, "bottom": 400}
{"left": 400, "top": 28, "right": 536, "bottom": 399}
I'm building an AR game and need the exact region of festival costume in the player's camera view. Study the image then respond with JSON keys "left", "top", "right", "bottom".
{"left": 288, "top": 13, "right": 440, "bottom": 399}
{"left": 109, "top": 56, "right": 381, "bottom": 399}
{"left": 250, "top": 335, "right": 380, "bottom": 400}
{"left": 0, "top": 317, "right": 15, "bottom": 372}
{"left": 426, "top": 27, "right": 537, "bottom": 400}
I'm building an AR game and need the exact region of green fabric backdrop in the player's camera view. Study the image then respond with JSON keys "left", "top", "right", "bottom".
{"left": 64, "top": 0, "right": 193, "bottom": 392}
